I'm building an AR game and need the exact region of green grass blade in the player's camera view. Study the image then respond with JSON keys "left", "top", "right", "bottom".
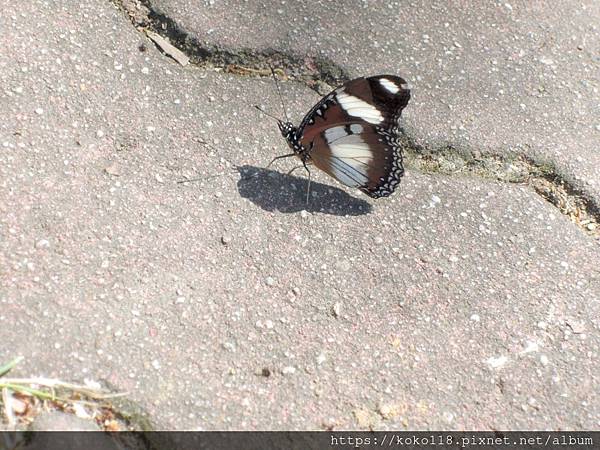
{"left": 0, "top": 357, "right": 24, "bottom": 377}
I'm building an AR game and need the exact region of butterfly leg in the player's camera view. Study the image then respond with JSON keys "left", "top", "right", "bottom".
{"left": 286, "top": 165, "right": 304, "bottom": 176}
{"left": 303, "top": 162, "right": 311, "bottom": 204}
{"left": 266, "top": 153, "right": 296, "bottom": 169}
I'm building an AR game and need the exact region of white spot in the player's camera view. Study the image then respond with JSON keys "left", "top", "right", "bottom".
{"left": 379, "top": 78, "right": 399, "bottom": 94}
{"left": 336, "top": 90, "right": 383, "bottom": 124}
{"left": 520, "top": 340, "right": 539, "bottom": 354}
{"left": 486, "top": 355, "right": 508, "bottom": 369}
{"left": 349, "top": 124, "right": 363, "bottom": 134}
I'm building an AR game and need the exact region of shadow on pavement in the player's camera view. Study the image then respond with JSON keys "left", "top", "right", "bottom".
{"left": 236, "top": 165, "right": 372, "bottom": 216}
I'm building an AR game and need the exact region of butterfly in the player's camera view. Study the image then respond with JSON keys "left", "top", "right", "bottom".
{"left": 260, "top": 73, "right": 411, "bottom": 201}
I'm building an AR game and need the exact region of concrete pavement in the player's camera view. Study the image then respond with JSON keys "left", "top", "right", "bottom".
{"left": 1, "top": 0, "right": 599, "bottom": 430}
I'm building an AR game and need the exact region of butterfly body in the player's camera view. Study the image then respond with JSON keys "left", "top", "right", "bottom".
{"left": 276, "top": 75, "right": 411, "bottom": 199}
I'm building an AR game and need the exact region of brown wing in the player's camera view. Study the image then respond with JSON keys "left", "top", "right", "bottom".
{"left": 297, "top": 75, "right": 410, "bottom": 198}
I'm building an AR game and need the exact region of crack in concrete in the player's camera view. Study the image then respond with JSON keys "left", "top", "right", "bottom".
{"left": 112, "top": 0, "right": 349, "bottom": 88}
{"left": 401, "top": 137, "right": 599, "bottom": 238}
{"left": 111, "top": 0, "right": 599, "bottom": 239}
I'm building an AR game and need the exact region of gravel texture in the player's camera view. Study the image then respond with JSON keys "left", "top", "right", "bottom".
{"left": 1, "top": 0, "right": 599, "bottom": 430}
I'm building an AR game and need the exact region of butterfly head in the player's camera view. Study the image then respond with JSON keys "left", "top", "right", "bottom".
{"left": 277, "top": 121, "right": 297, "bottom": 140}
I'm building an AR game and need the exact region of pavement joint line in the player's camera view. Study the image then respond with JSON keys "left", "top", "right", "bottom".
{"left": 111, "top": 0, "right": 350, "bottom": 88}
{"left": 401, "top": 137, "right": 599, "bottom": 240}
{"left": 109, "top": 0, "right": 600, "bottom": 241}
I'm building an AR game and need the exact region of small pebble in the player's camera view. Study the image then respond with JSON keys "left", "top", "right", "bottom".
{"left": 374, "top": 236, "right": 384, "bottom": 245}
{"left": 470, "top": 314, "right": 480, "bottom": 322}
{"left": 35, "top": 107, "right": 44, "bottom": 115}
{"left": 521, "top": 340, "right": 539, "bottom": 354}
{"left": 10, "top": 397, "right": 28, "bottom": 415}
{"left": 282, "top": 366, "right": 296, "bottom": 375}
{"left": 261, "top": 367, "right": 271, "bottom": 377}
{"left": 265, "top": 276, "right": 275, "bottom": 287}
{"left": 291, "top": 287, "right": 300, "bottom": 296}
{"left": 35, "top": 239, "right": 50, "bottom": 249}
{"left": 443, "top": 411, "right": 455, "bottom": 424}
{"left": 221, "top": 234, "right": 232, "bottom": 245}
{"left": 300, "top": 210, "right": 310, "bottom": 219}
{"left": 377, "top": 402, "right": 401, "bottom": 419}
{"left": 486, "top": 355, "right": 508, "bottom": 369}
{"left": 540, "top": 355, "right": 549, "bottom": 366}
{"left": 104, "top": 163, "right": 121, "bottom": 176}
{"left": 322, "top": 418, "right": 336, "bottom": 430}
{"left": 332, "top": 302, "right": 342, "bottom": 318}
{"left": 566, "top": 320, "right": 585, "bottom": 334}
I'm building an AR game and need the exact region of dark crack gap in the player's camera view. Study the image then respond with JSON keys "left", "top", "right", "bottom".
{"left": 401, "top": 136, "right": 600, "bottom": 239}
{"left": 112, "top": 0, "right": 349, "bottom": 90}
{"left": 111, "top": 0, "right": 599, "bottom": 240}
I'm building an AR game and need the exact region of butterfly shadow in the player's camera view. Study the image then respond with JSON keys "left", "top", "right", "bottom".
{"left": 236, "top": 165, "right": 372, "bottom": 216}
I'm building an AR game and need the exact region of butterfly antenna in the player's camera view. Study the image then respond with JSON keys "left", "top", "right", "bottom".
{"left": 252, "top": 104, "right": 282, "bottom": 122}
{"left": 269, "top": 65, "right": 290, "bottom": 123}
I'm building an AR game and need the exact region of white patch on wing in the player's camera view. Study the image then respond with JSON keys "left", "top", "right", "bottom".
{"left": 379, "top": 78, "right": 399, "bottom": 94}
{"left": 329, "top": 166, "right": 364, "bottom": 187}
{"left": 349, "top": 124, "right": 363, "bottom": 134}
{"left": 327, "top": 134, "right": 373, "bottom": 187}
{"left": 336, "top": 90, "right": 383, "bottom": 124}
{"left": 323, "top": 126, "right": 348, "bottom": 143}
{"left": 329, "top": 134, "right": 372, "bottom": 158}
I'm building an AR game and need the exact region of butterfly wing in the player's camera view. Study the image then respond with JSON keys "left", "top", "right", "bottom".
{"left": 297, "top": 75, "right": 410, "bottom": 198}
